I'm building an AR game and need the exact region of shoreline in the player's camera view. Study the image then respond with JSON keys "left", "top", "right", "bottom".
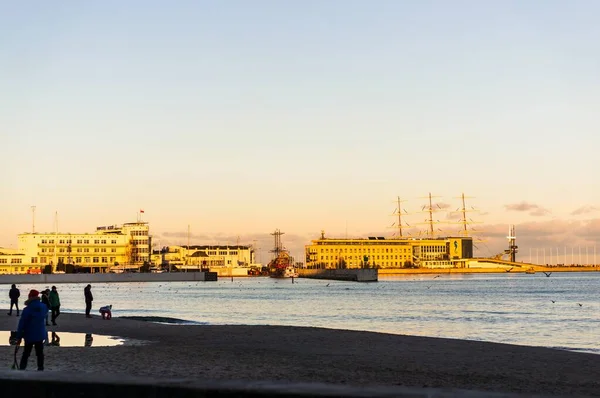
{"left": 1, "top": 312, "right": 599, "bottom": 396}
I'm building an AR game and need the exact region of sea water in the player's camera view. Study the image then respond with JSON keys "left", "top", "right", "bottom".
{"left": 5, "top": 272, "right": 599, "bottom": 353}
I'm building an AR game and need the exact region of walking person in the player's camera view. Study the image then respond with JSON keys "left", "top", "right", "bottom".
{"left": 84, "top": 284, "right": 93, "bottom": 318}
{"left": 8, "top": 284, "right": 20, "bottom": 316}
{"left": 48, "top": 286, "right": 60, "bottom": 326}
{"left": 41, "top": 289, "right": 51, "bottom": 326}
{"left": 16, "top": 289, "right": 48, "bottom": 371}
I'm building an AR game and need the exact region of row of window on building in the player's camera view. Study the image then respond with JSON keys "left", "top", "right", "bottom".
{"left": 203, "top": 250, "right": 238, "bottom": 256}
{"left": 316, "top": 247, "right": 413, "bottom": 254}
{"left": 320, "top": 254, "right": 412, "bottom": 261}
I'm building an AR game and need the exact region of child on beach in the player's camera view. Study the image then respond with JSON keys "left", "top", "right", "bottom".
{"left": 41, "top": 289, "right": 50, "bottom": 326}
{"left": 99, "top": 305, "right": 112, "bottom": 320}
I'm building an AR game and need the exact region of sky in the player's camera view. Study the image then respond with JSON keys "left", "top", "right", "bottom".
{"left": 1, "top": 1, "right": 599, "bottom": 262}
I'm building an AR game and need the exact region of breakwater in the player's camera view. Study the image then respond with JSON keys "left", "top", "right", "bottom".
{"left": 298, "top": 268, "right": 377, "bottom": 282}
{"left": 0, "top": 271, "right": 217, "bottom": 285}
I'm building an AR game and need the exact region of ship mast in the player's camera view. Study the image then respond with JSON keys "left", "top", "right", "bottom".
{"left": 428, "top": 193, "right": 434, "bottom": 237}
{"left": 396, "top": 196, "right": 405, "bottom": 237}
{"left": 270, "top": 229, "right": 285, "bottom": 258}
{"left": 453, "top": 193, "right": 480, "bottom": 237}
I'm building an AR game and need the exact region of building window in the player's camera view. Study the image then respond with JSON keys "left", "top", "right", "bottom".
{"left": 11, "top": 258, "right": 22, "bottom": 264}
{"left": 111, "top": 248, "right": 116, "bottom": 253}
{"left": 94, "top": 248, "right": 99, "bottom": 253}
{"left": 84, "top": 257, "right": 90, "bottom": 263}
{"left": 76, "top": 257, "right": 82, "bottom": 263}
{"left": 59, "top": 240, "right": 65, "bottom": 244}
{"left": 101, "top": 257, "right": 108, "bottom": 263}
{"left": 49, "top": 240, "right": 54, "bottom": 244}
{"left": 31, "top": 257, "right": 38, "bottom": 263}
{"left": 111, "top": 240, "right": 117, "bottom": 244}
{"left": 40, "top": 257, "right": 47, "bottom": 263}
{"left": 77, "top": 240, "right": 82, "bottom": 244}
{"left": 84, "top": 240, "right": 89, "bottom": 244}
{"left": 101, "top": 240, "right": 107, "bottom": 244}
{"left": 101, "top": 248, "right": 106, "bottom": 253}
{"left": 94, "top": 240, "right": 100, "bottom": 244}
{"left": 0, "top": 259, "right": 6, "bottom": 264}
{"left": 93, "top": 257, "right": 99, "bottom": 263}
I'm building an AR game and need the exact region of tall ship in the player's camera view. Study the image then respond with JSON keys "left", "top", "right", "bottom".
{"left": 267, "top": 229, "right": 299, "bottom": 278}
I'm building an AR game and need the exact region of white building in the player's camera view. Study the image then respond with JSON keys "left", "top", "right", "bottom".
{"left": 151, "top": 245, "right": 259, "bottom": 272}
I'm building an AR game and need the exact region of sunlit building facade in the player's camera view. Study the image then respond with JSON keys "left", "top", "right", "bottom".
{"left": 305, "top": 232, "right": 473, "bottom": 269}
{"left": 150, "top": 245, "right": 257, "bottom": 271}
{"left": 0, "top": 222, "right": 151, "bottom": 274}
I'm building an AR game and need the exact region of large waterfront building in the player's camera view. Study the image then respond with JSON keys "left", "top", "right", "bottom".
{"left": 0, "top": 222, "right": 151, "bottom": 274}
{"left": 150, "top": 245, "right": 258, "bottom": 271}
{"left": 305, "top": 231, "right": 474, "bottom": 269}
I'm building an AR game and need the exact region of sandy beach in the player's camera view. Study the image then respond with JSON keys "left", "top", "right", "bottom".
{"left": 0, "top": 312, "right": 599, "bottom": 397}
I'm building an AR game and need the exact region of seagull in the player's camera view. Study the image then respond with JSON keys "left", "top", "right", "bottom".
{"left": 433, "top": 275, "right": 441, "bottom": 279}
{"left": 551, "top": 300, "right": 556, "bottom": 303}
{"left": 543, "top": 272, "right": 552, "bottom": 277}
{"left": 578, "top": 303, "right": 583, "bottom": 307}
{"left": 325, "top": 283, "right": 330, "bottom": 287}
{"left": 505, "top": 267, "right": 514, "bottom": 273}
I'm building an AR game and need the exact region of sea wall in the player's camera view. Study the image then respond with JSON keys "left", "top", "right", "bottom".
{"left": 298, "top": 269, "right": 378, "bottom": 282}
{"left": 0, "top": 271, "right": 217, "bottom": 285}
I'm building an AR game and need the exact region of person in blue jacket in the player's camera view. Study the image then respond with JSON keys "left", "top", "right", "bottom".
{"left": 16, "top": 289, "right": 48, "bottom": 371}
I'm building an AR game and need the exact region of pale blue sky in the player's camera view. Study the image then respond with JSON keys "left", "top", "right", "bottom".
{"left": 1, "top": 1, "right": 599, "bottom": 256}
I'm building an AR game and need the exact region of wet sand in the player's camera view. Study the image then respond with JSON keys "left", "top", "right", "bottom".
{"left": 0, "top": 312, "right": 599, "bottom": 396}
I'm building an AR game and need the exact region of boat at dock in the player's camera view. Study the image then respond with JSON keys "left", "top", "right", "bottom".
{"left": 267, "top": 229, "right": 299, "bottom": 278}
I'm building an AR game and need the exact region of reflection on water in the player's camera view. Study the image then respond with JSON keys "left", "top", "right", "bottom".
{"left": 0, "top": 331, "right": 124, "bottom": 347}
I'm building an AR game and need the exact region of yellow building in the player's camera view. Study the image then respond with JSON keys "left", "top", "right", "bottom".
{"left": 305, "top": 232, "right": 473, "bottom": 269}
{"left": 0, "top": 222, "right": 151, "bottom": 274}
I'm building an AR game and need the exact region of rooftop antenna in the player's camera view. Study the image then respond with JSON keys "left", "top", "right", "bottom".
{"left": 53, "top": 211, "right": 58, "bottom": 270}
{"left": 31, "top": 205, "right": 36, "bottom": 233}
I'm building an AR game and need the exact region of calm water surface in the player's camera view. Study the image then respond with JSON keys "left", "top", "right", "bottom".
{"left": 5, "top": 272, "right": 599, "bottom": 353}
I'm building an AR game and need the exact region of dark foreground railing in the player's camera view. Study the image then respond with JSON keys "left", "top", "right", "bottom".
{"left": 0, "top": 371, "right": 564, "bottom": 398}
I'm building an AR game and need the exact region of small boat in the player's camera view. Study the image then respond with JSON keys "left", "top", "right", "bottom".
{"left": 525, "top": 268, "right": 536, "bottom": 274}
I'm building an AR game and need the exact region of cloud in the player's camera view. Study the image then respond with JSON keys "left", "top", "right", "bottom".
{"left": 571, "top": 205, "right": 599, "bottom": 216}
{"left": 504, "top": 202, "right": 550, "bottom": 217}
{"left": 434, "top": 202, "right": 451, "bottom": 210}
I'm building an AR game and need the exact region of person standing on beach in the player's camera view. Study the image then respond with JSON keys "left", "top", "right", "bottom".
{"left": 16, "top": 289, "right": 48, "bottom": 371}
{"left": 41, "top": 289, "right": 51, "bottom": 326}
{"left": 48, "top": 286, "right": 60, "bottom": 326}
{"left": 84, "top": 284, "right": 93, "bottom": 318}
{"left": 8, "top": 284, "right": 20, "bottom": 316}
